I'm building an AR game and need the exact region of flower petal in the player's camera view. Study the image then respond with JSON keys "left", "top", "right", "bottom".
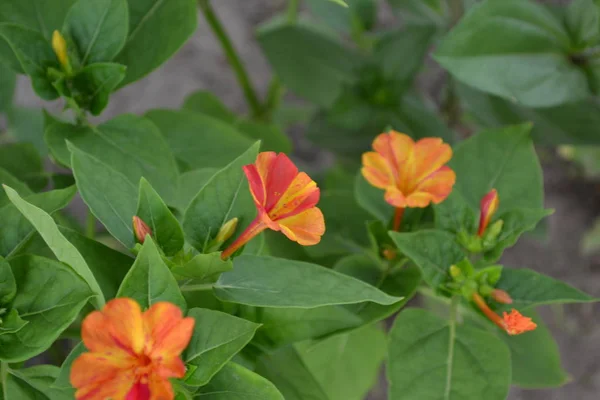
{"left": 405, "top": 138, "right": 452, "bottom": 190}
{"left": 126, "top": 381, "right": 151, "bottom": 400}
{"left": 144, "top": 302, "right": 194, "bottom": 364}
{"left": 263, "top": 153, "right": 299, "bottom": 212}
{"left": 71, "top": 353, "right": 136, "bottom": 400}
{"left": 361, "top": 152, "right": 394, "bottom": 190}
{"left": 405, "top": 166, "right": 456, "bottom": 207}
{"left": 383, "top": 186, "right": 408, "bottom": 208}
{"left": 149, "top": 373, "right": 175, "bottom": 400}
{"left": 269, "top": 172, "right": 320, "bottom": 220}
{"left": 103, "top": 298, "right": 146, "bottom": 355}
{"left": 277, "top": 207, "right": 325, "bottom": 245}
{"left": 372, "top": 131, "right": 414, "bottom": 178}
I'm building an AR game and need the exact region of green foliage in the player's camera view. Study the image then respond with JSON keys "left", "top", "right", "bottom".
{"left": 197, "top": 362, "right": 284, "bottom": 399}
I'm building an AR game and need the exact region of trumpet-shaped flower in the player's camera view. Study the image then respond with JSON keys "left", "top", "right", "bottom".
{"left": 70, "top": 298, "right": 194, "bottom": 400}
{"left": 503, "top": 309, "right": 537, "bottom": 335}
{"left": 362, "top": 131, "right": 456, "bottom": 209}
{"left": 478, "top": 189, "right": 499, "bottom": 236}
{"left": 221, "top": 152, "right": 325, "bottom": 259}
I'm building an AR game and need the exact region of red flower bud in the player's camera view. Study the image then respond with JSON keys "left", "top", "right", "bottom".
{"left": 478, "top": 189, "right": 499, "bottom": 237}
{"left": 491, "top": 289, "right": 513, "bottom": 304}
{"left": 133, "top": 216, "right": 152, "bottom": 244}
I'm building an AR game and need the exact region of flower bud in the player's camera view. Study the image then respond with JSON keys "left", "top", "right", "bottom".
{"left": 382, "top": 248, "right": 397, "bottom": 261}
{"left": 491, "top": 289, "right": 513, "bottom": 304}
{"left": 216, "top": 218, "right": 238, "bottom": 244}
{"left": 133, "top": 216, "right": 152, "bottom": 244}
{"left": 478, "top": 189, "right": 499, "bottom": 237}
{"left": 449, "top": 265, "right": 462, "bottom": 279}
{"left": 52, "top": 30, "right": 71, "bottom": 73}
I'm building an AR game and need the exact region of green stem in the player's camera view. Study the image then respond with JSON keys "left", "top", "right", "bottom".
{"left": 180, "top": 283, "right": 214, "bottom": 292}
{"left": 263, "top": 76, "right": 285, "bottom": 120}
{"left": 447, "top": 0, "right": 464, "bottom": 26}
{"left": 86, "top": 209, "right": 95, "bottom": 239}
{"left": 445, "top": 296, "right": 459, "bottom": 399}
{"left": 198, "top": 0, "right": 262, "bottom": 117}
{"left": 1, "top": 362, "right": 8, "bottom": 399}
{"left": 287, "top": 0, "right": 300, "bottom": 24}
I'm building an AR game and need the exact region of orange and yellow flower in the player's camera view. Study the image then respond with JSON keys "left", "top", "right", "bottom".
{"left": 478, "top": 189, "right": 499, "bottom": 236}
{"left": 70, "top": 298, "right": 194, "bottom": 400}
{"left": 361, "top": 131, "right": 455, "bottom": 229}
{"left": 221, "top": 152, "right": 325, "bottom": 259}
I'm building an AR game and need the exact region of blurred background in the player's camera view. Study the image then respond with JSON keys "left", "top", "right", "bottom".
{"left": 8, "top": 0, "right": 600, "bottom": 399}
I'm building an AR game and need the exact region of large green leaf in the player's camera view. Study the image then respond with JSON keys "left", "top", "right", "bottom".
{"left": 0, "top": 61, "right": 15, "bottom": 111}
{"left": 295, "top": 325, "right": 386, "bottom": 400}
{"left": 4, "top": 185, "right": 104, "bottom": 308}
{"left": 0, "top": 168, "right": 32, "bottom": 207}
{"left": 137, "top": 178, "right": 184, "bottom": 256}
{"left": 47, "top": 114, "right": 179, "bottom": 203}
{"left": 388, "top": 308, "right": 511, "bottom": 400}
{"left": 0, "top": 24, "right": 59, "bottom": 100}
{"left": 183, "top": 142, "right": 259, "bottom": 253}
{"left": 498, "top": 310, "right": 569, "bottom": 388}
{"left": 5, "top": 365, "right": 73, "bottom": 400}
{"left": 0, "top": 255, "right": 92, "bottom": 362}
{"left": 69, "top": 143, "right": 138, "bottom": 248}
{"left": 174, "top": 168, "right": 218, "bottom": 211}
{"left": 565, "top": 0, "right": 600, "bottom": 48}
{"left": 197, "top": 362, "right": 284, "bottom": 399}
{"left": 214, "top": 255, "right": 402, "bottom": 308}
{"left": 62, "top": 0, "right": 128, "bottom": 64}
{"left": 258, "top": 22, "right": 363, "bottom": 107}
{"left": 6, "top": 107, "right": 46, "bottom": 156}
{"left": 0, "top": 186, "right": 75, "bottom": 258}
{"left": 172, "top": 252, "right": 232, "bottom": 283}
{"left": 305, "top": 0, "right": 375, "bottom": 34}
{"left": 0, "top": 0, "right": 75, "bottom": 39}
{"left": 451, "top": 124, "right": 543, "bottom": 212}
{"left": 114, "top": 0, "right": 197, "bottom": 86}
{"left": 354, "top": 172, "right": 393, "bottom": 222}
{"left": 145, "top": 109, "right": 253, "bottom": 170}
{"left": 433, "top": 190, "right": 478, "bottom": 235}
{"left": 495, "top": 268, "right": 596, "bottom": 310}
{"left": 435, "top": 0, "right": 588, "bottom": 108}
{"left": 390, "top": 230, "right": 465, "bottom": 290}
{"left": 183, "top": 308, "right": 259, "bottom": 386}
{"left": 116, "top": 238, "right": 186, "bottom": 311}
{"left": 388, "top": 0, "right": 446, "bottom": 27}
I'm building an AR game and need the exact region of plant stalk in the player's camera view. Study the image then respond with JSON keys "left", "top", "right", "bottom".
{"left": 287, "top": 0, "right": 300, "bottom": 24}
{"left": 198, "top": 0, "right": 262, "bottom": 117}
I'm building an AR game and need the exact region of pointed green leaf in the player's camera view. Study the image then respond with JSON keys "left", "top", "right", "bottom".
{"left": 71, "top": 62, "right": 127, "bottom": 115}
{"left": 388, "top": 308, "right": 511, "bottom": 400}
{"left": 6, "top": 107, "right": 46, "bottom": 156}
{"left": 5, "top": 365, "right": 73, "bottom": 400}
{"left": 117, "top": 238, "right": 186, "bottom": 311}
{"left": 137, "top": 178, "right": 184, "bottom": 256}
{"left": 183, "top": 308, "right": 259, "bottom": 386}
{"left": 0, "top": 142, "right": 46, "bottom": 192}
{"left": 389, "top": 230, "right": 465, "bottom": 290}
{"left": 0, "top": 255, "right": 92, "bottom": 362}
{"left": 3, "top": 185, "right": 104, "bottom": 308}
{"left": 53, "top": 342, "right": 86, "bottom": 390}
{"left": 496, "top": 268, "right": 596, "bottom": 310}
{"left": 0, "top": 168, "right": 32, "bottom": 207}
{"left": 63, "top": 0, "right": 128, "bottom": 64}
{"left": 115, "top": 0, "right": 197, "bottom": 86}
{"left": 0, "top": 257, "right": 16, "bottom": 305}
{"left": 214, "top": 255, "right": 403, "bottom": 308}
{"left": 69, "top": 143, "right": 137, "bottom": 248}
{"left": 0, "top": 186, "right": 76, "bottom": 257}
{"left": 0, "top": 0, "right": 75, "bottom": 40}
{"left": 197, "top": 362, "right": 284, "bottom": 399}
{"left": 433, "top": 190, "right": 478, "bottom": 234}
{"left": 172, "top": 253, "right": 232, "bottom": 283}
{"left": 174, "top": 168, "right": 218, "bottom": 211}
{"left": 183, "top": 142, "right": 260, "bottom": 253}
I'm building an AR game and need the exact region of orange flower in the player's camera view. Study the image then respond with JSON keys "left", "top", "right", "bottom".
{"left": 478, "top": 189, "right": 499, "bottom": 236}
{"left": 70, "top": 298, "right": 194, "bottom": 400}
{"left": 472, "top": 293, "right": 536, "bottom": 336}
{"left": 503, "top": 309, "right": 537, "bottom": 335}
{"left": 361, "top": 131, "right": 455, "bottom": 230}
{"left": 221, "top": 152, "right": 325, "bottom": 259}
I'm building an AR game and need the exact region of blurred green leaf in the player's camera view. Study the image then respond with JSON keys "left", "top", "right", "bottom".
{"left": 0, "top": 61, "right": 15, "bottom": 111}
{"left": 435, "top": 0, "right": 588, "bottom": 108}
{"left": 197, "top": 362, "right": 284, "bottom": 399}
{"left": 0, "top": 142, "right": 47, "bottom": 191}
{"left": 6, "top": 107, "right": 47, "bottom": 156}
{"left": 71, "top": 62, "right": 126, "bottom": 115}
{"left": 174, "top": 168, "right": 218, "bottom": 211}
{"left": 5, "top": 365, "right": 73, "bottom": 400}
{"left": 173, "top": 252, "right": 232, "bottom": 283}
{"left": 565, "top": 0, "right": 600, "bottom": 48}
{"left": 0, "top": 256, "right": 16, "bottom": 305}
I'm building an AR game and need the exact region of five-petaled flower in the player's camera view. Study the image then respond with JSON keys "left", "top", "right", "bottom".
{"left": 478, "top": 189, "right": 499, "bottom": 237}
{"left": 70, "top": 298, "right": 194, "bottom": 400}
{"left": 503, "top": 309, "right": 537, "bottom": 335}
{"left": 361, "top": 130, "right": 455, "bottom": 230}
{"left": 221, "top": 152, "right": 325, "bottom": 259}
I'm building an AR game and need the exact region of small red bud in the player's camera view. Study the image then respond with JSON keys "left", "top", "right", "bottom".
{"left": 491, "top": 289, "right": 513, "bottom": 304}
{"left": 478, "top": 189, "right": 499, "bottom": 237}
{"left": 382, "top": 248, "right": 397, "bottom": 260}
{"left": 133, "top": 216, "right": 152, "bottom": 244}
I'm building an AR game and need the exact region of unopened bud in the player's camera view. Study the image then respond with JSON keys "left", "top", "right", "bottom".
{"left": 52, "top": 30, "right": 71, "bottom": 73}
{"left": 478, "top": 189, "right": 499, "bottom": 237}
{"left": 491, "top": 289, "right": 513, "bottom": 304}
{"left": 482, "top": 219, "right": 504, "bottom": 248}
{"left": 382, "top": 248, "right": 397, "bottom": 261}
{"left": 449, "top": 265, "right": 462, "bottom": 279}
{"left": 133, "top": 216, "right": 152, "bottom": 244}
{"left": 216, "top": 218, "right": 238, "bottom": 244}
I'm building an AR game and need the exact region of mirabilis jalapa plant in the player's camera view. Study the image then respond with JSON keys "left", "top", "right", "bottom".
{"left": 0, "top": 0, "right": 598, "bottom": 399}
